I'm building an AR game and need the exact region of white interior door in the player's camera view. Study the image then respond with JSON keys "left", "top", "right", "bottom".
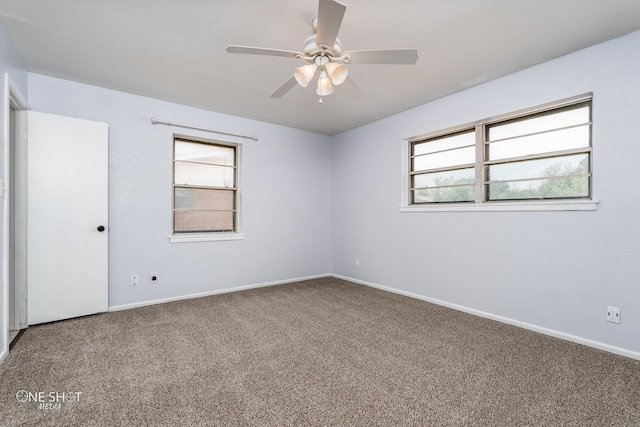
{"left": 27, "top": 111, "right": 108, "bottom": 325}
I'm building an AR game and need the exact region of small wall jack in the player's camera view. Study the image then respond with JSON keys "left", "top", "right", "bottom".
{"left": 606, "top": 306, "right": 620, "bottom": 323}
{"left": 150, "top": 273, "right": 159, "bottom": 284}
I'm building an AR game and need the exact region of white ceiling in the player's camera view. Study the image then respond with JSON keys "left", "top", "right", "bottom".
{"left": 2, "top": 0, "right": 640, "bottom": 135}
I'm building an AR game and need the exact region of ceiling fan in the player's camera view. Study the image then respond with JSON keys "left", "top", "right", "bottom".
{"left": 226, "top": 0, "right": 419, "bottom": 101}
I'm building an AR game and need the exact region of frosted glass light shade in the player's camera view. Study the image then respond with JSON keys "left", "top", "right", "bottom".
{"left": 326, "top": 62, "right": 348, "bottom": 85}
{"left": 316, "top": 71, "right": 334, "bottom": 96}
{"left": 294, "top": 64, "right": 317, "bottom": 87}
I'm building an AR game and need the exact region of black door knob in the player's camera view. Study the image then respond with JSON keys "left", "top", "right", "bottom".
{"left": 97, "top": 225, "right": 105, "bottom": 232}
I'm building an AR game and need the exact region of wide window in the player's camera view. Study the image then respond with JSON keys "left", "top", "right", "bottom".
{"left": 409, "top": 95, "right": 592, "bottom": 205}
{"left": 173, "top": 136, "right": 238, "bottom": 234}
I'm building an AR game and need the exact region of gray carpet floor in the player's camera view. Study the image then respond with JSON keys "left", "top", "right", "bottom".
{"left": 1, "top": 277, "right": 639, "bottom": 426}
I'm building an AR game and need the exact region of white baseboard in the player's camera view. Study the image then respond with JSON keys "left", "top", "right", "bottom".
{"left": 0, "top": 349, "right": 7, "bottom": 365}
{"left": 108, "top": 273, "right": 331, "bottom": 312}
{"left": 332, "top": 274, "right": 640, "bottom": 361}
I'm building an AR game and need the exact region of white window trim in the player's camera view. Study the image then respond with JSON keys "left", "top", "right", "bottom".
{"left": 170, "top": 134, "right": 244, "bottom": 242}
{"left": 400, "top": 93, "right": 598, "bottom": 212}
{"left": 398, "top": 200, "right": 599, "bottom": 212}
{"left": 169, "top": 232, "right": 245, "bottom": 243}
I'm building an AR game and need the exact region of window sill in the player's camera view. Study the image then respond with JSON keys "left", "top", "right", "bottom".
{"left": 398, "top": 199, "right": 599, "bottom": 212}
{"left": 169, "top": 233, "right": 246, "bottom": 243}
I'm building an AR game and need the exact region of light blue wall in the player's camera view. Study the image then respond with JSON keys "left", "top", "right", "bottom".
{"left": 27, "top": 74, "right": 333, "bottom": 308}
{"left": 0, "top": 20, "right": 28, "bottom": 361}
{"left": 331, "top": 31, "right": 640, "bottom": 355}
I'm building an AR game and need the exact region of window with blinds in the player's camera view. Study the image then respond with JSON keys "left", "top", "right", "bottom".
{"left": 173, "top": 136, "right": 238, "bottom": 233}
{"left": 409, "top": 95, "right": 592, "bottom": 205}
{"left": 411, "top": 129, "right": 476, "bottom": 203}
{"left": 485, "top": 101, "right": 591, "bottom": 201}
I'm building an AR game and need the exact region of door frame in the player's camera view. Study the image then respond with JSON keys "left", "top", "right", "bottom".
{"left": 1, "top": 73, "right": 28, "bottom": 363}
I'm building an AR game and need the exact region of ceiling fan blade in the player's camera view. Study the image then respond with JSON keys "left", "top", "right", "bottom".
{"left": 316, "top": 0, "right": 346, "bottom": 49}
{"left": 270, "top": 76, "right": 298, "bottom": 98}
{"left": 344, "top": 49, "right": 419, "bottom": 65}
{"left": 226, "top": 45, "right": 302, "bottom": 59}
{"left": 338, "top": 76, "right": 362, "bottom": 101}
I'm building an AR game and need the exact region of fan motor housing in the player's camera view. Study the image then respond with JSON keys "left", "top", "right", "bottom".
{"left": 302, "top": 34, "right": 342, "bottom": 58}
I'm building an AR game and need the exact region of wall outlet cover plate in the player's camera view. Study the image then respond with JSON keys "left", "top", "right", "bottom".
{"left": 606, "top": 306, "right": 620, "bottom": 323}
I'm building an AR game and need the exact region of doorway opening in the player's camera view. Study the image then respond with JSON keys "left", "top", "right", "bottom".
{"left": 4, "top": 74, "right": 28, "bottom": 352}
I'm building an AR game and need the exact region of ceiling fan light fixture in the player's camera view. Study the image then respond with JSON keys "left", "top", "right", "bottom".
{"left": 294, "top": 64, "right": 317, "bottom": 87}
{"left": 316, "top": 70, "right": 334, "bottom": 96}
{"left": 326, "top": 62, "right": 348, "bottom": 85}
{"left": 226, "top": 0, "right": 418, "bottom": 101}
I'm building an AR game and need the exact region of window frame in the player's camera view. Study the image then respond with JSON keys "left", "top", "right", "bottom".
{"left": 170, "top": 134, "right": 244, "bottom": 243}
{"left": 401, "top": 93, "right": 598, "bottom": 212}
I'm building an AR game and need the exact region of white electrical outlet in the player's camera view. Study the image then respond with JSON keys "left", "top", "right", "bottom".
{"left": 354, "top": 258, "right": 360, "bottom": 267}
{"left": 130, "top": 275, "right": 139, "bottom": 287}
{"left": 149, "top": 273, "right": 158, "bottom": 284}
{"left": 606, "top": 306, "right": 620, "bottom": 323}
